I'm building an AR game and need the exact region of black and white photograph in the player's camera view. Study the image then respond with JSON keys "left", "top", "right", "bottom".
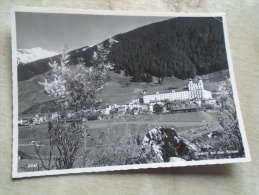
{"left": 11, "top": 8, "right": 250, "bottom": 178}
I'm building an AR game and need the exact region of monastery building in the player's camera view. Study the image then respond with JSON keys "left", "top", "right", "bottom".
{"left": 143, "top": 78, "right": 212, "bottom": 104}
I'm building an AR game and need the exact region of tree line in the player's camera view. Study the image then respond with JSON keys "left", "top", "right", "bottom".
{"left": 107, "top": 17, "right": 228, "bottom": 82}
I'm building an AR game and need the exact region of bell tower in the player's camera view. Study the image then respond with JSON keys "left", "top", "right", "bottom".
{"left": 188, "top": 78, "right": 193, "bottom": 90}
{"left": 198, "top": 77, "right": 204, "bottom": 90}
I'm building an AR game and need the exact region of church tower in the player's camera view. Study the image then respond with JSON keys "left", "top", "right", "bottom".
{"left": 198, "top": 77, "right": 204, "bottom": 90}
{"left": 188, "top": 78, "right": 194, "bottom": 90}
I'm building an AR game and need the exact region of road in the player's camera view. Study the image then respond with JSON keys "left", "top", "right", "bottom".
{"left": 88, "top": 120, "right": 206, "bottom": 129}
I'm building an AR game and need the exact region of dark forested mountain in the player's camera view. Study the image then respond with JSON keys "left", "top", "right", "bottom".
{"left": 108, "top": 17, "right": 228, "bottom": 82}
{"left": 18, "top": 17, "right": 228, "bottom": 82}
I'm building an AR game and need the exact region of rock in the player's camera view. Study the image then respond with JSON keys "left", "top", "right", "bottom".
{"left": 142, "top": 127, "right": 200, "bottom": 162}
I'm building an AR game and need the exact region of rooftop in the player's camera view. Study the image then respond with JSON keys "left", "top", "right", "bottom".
{"left": 144, "top": 88, "right": 189, "bottom": 95}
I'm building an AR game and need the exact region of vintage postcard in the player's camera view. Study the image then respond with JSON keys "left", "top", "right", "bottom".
{"left": 11, "top": 7, "right": 251, "bottom": 178}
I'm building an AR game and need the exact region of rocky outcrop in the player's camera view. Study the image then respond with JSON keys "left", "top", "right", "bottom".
{"left": 142, "top": 127, "right": 201, "bottom": 162}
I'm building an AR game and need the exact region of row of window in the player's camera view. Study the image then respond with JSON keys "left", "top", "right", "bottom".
{"left": 143, "top": 91, "right": 205, "bottom": 103}
{"left": 188, "top": 83, "right": 203, "bottom": 91}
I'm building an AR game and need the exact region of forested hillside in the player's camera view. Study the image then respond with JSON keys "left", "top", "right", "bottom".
{"left": 18, "top": 17, "right": 228, "bottom": 82}
{"left": 108, "top": 17, "right": 228, "bottom": 82}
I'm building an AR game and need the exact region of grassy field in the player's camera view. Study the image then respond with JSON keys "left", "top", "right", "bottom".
{"left": 17, "top": 111, "right": 225, "bottom": 171}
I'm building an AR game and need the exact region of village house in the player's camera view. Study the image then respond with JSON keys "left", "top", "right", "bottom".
{"left": 98, "top": 105, "right": 112, "bottom": 115}
{"left": 202, "top": 99, "right": 217, "bottom": 105}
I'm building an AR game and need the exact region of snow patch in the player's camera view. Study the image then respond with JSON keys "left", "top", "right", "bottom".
{"left": 17, "top": 47, "right": 59, "bottom": 65}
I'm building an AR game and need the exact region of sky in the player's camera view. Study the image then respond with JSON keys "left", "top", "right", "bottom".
{"left": 16, "top": 12, "right": 171, "bottom": 52}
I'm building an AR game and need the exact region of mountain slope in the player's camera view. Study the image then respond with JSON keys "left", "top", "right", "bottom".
{"left": 108, "top": 17, "right": 228, "bottom": 81}
{"left": 19, "top": 69, "right": 229, "bottom": 115}
{"left": 17, "top": 17, "right": 228, "bottom": 81}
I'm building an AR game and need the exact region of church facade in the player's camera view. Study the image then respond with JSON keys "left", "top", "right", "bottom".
{"left": 143, "top": 78, "right": 212, "bottom": 104}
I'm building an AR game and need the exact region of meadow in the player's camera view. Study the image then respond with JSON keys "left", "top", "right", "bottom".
{"left": 18, "top": 111, "right": 226, "bottom": 172}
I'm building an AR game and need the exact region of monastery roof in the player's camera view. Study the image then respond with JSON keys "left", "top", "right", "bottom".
{"left": 144, "top": 88, "right": 189, "bottom": 95}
